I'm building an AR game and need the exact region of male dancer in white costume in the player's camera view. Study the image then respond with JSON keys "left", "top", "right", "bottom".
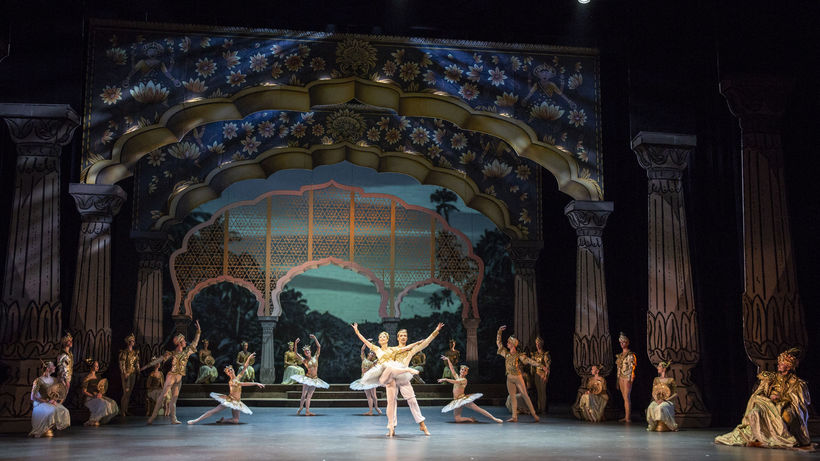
{"left": 383, "top": 324, "right": 443, "bottom": 436}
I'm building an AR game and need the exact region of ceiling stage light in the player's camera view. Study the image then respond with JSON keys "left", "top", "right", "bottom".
{"left": 578, "top": 0, "right": 590, "bottom": 3}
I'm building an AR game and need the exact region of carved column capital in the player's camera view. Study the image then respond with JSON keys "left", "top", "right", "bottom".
{"left": 564, "top": 201, "right": 613, "bottom": 236}
{"left": 719, "top": 75, "right": 791, "bottom": 132}
{"left": 69, "top": 183, "right": 127, "bottom": 224}
{"left": 632, "top": 131, "right": 695, "bottom": 184}
{"left": 508, "top": 240, "right": 542, "bottom": 272}
{"left": 131, "top": 231, "right": 172, "bottom": 268}
{"left": 0, "top": 104, "right": 80, "bottom": 158}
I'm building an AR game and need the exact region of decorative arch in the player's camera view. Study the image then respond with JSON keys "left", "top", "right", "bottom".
{"left": 89, "top": 78, "right": 598, "bottom": 201}
{"left": 394, "top": 278, "right": 476, "bottom": 320}
{"left": 270, "top": 257, "right": 389, "bottom": 318}
{"left": 184, "top": 275, "right": 264, "bottom": 318}
{"left": 156, "top": 141, "right": 522, "bottom": 239}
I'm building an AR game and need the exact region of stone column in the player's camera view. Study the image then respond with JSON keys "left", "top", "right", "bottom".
{"left": 69, "top": 183, "right": 127, "bottom": 372}
{"left": 258, "top": 315, "right": 279, "bottom": 383}
{"left": 632, "top": 132, "right": 711, "bottom": 427}
{"left": 508, "top": 240, "right": 543, "bottom": 348}
{"left": 381, "top": 317, "right": 400, "bottom": 346}
{"left": 565, "top": 200, "right": 614, "bottom": 418}
{"left": 0, "top": 104, "right": 79, "bottom": 430}
{"left": 132, "top": 231, "right": 171, "bottom": 360}
{"left": 720, "top": 76, "right": 807, "bottom": 371}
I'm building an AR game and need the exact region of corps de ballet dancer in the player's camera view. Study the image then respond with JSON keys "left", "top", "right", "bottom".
{"left": 439, "top": 355, "right": 503, "bottom": 423}
{"left": 81, "top": 359, "right": 119, "bottom": 425}
{"left": 359, "top": 343, "right": 382, "bottom": 415}
{"left": 142, "top": 320, "right": 201, "bottom": 424}
{"left": 187, "top": 352, "right": 264, "bottom": 424}
{"left": 290, "top": 334, "right": 330, "bottom": 416}
{"left": 496, "top": 325, "right": 544, "bottom": 422}
{"left": 29, "top": 360, "right": 70, "bottom": 437}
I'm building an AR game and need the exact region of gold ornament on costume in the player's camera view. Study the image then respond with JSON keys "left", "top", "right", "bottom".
{"left": 96, "top": 378, "right": 109, "bottom": 395}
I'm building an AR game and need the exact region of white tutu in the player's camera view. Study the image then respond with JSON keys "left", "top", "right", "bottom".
{"left": 290, "top": 374, "right": 329, "bottom": 389}
{"left": 30, "top": 401, "right": 70, "bottom": 437}
{"left": 85, "top": 396, "right": 119, "bottom": 424}
{"left": 442, "top": 393, "right": 483, "bottom": 413}
{"left": 209, "top": 392, "right": 252, "bottom": 415}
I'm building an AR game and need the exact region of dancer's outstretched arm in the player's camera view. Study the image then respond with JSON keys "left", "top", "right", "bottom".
{"left": 442, "top": 355, "right": 458, "bottom": 378}
{"left": 237, "top": 352, "right": 256, "bottom": 380}
{"left": 310, "top": 334, "right": 320, "bottom": 358}
{"left": 438, "top": 378, "right": 458, "bottom": 384}
{"left": 408, "top": 322, "right": 445, "bottom": 355}
{"left": 350, "top": 323, "right": 377, "bottom": 351}
{"left": 361, "top": 344, "right": 367, "bottom": 361}
{"left": 140, "top": 352, "right": 171, "bottom": 371}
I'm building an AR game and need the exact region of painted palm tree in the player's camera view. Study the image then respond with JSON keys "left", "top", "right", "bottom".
{"left": 429, "top": 188, "right": 459, "bottom": 224}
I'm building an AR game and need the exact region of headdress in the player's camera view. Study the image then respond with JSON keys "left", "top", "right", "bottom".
{"left": 657, "top": 360, "right": 671, "bottom": 369}
{"left": 202, "top": 338, "right": 209, "bottom": 343}
{"left": 302, "top": 345, "right": 311, "bottom": 352}
{"left": 618, "top": 332, "right": 629, "bottom": 344}
{"left": 224, "top": 365, "right": 234, "bottom": 374}
{"left": 84, "top": 358, "right": 97, "bottom": 368}
{"left": 459, "top": 364, "right": 469, "bottom": 373}
{"left": 507, "top": 335, "right": 519, "bottom": 347}
{"left": 124, "top": 333, "right": 135, "bottom": 343}
{"left": 533, "top": 63, "right": 556, "bottom": 75}
{"left": 777, "top": 348, "right": 800, "bottom": 370}
{"left": 535, "top": 335, "right": 544, "bottom": 345}
{"left": 60, "top": 332, "right": 73, "bottom": 346}
{"left": 287, "top": 341, "right": 294, "bottom": 347}
{"left": 241, "top": 341, "right": 249, "bottom": 347}
{"left": 172, "top": 333, "right": 185, "bottom": 345}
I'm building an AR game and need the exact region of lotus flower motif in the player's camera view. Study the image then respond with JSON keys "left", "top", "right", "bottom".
{"left": 130, "top": 81, "right": 169, "bottom": 104}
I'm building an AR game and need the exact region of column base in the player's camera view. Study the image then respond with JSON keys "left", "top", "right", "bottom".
{"left": 0, "top": 418, "right": 31, "bottom": 434}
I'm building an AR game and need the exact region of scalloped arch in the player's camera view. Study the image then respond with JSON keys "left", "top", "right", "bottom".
{"left": 155, "top": 141, "right": 524, "bottom": 239}
{"left": 394, "top": 278, "right": 476, "bottom": 320}
{"left": 270, "top": 257, "right": 389, "bottom": 318}
{"left": 88, "top": 77, "right": 601, "bottom": 201}
{"left": 184, "top": 275, "right": 264, "bottom": 318}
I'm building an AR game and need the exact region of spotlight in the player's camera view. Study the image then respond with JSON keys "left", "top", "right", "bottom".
{"left": 578, "top": 0, "right": 590, "bottom": 3}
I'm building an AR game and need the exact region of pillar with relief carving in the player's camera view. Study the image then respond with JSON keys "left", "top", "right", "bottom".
{"left": 462, "top": 317, "right": 480, "bottom": 373}
{"left": 565, "top": 200, "right": 614, "bottom": 418}
{"left": 132, "top": 231, "right": 172, "bottom": 360}
{"left": 0, "top": 104, "right": 79, "bottom": 431}
{"left": 508, "top": 240, "right": 543, "bottom": 349}
{"left": 69, "top": 183, "right": 127, "bottom": 372}
{"left": 632, "top": 131, "right": 711, "bottom": 427}
{"left": 720, "top": 76, "right": 807, "bottom": 372}
{"left": 258, "top": 315, "right": 280, "bottom": 383}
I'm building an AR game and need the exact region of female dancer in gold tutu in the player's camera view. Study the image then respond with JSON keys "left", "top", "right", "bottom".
{"left": 359, "top": 343, "right": 382, "bottom": 415}
{"left": 439, "top": 355, "right": 502, "bottom": 423}
{"left": 291, "top": 334, "right": 330, "bottom": 416}
{"left": 187, "top": 352, "right": 264, "bottom": 424}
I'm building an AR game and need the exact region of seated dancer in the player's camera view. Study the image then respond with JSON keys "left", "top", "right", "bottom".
{"left": 359, "top": 343, "right": 382, "bottom": 416}
{"left": 290, "top": 335, "right": 330, "bottom": 416}
{"left": 145, "top": 357, "right": 170, "bottom": 417}
{"left": 118, "top": 333, "right": 139, "bottom": 417}
{"left": 615, "top": 332, "right": 637, "bottom": 422}
{"left": 575, "top": 364, "right": 608, "bottom": 422}
{"left": 715, "top": 348, "right": 811, "bottom": 448}
{"left": 142, "top": 320, "right": 201, "bottom": 424}
{"left": 188, "top": 352, "right": 264, "bottom": 424}
{"left": 236, "top": 341, "right": 256, "bottom": 382}
{"left": 81, "top": 359, "right": 119, "bottom": 426}
{"left": 441, "top": 339, "right": 461, "bottom": 379}
{"left": 646, "top": 360, "right": 678, "bottom": 432}
{"left": 282, "top": 340, "right": 306, "bottom": 384}
{"left": 410, "top": 350, "right": 426, "bottom": 384}
{"left": 196, "top": 339, "right": 218, "bottom": 384}
{"left": 29, "top": 361, "right": 70, "bottom": 438}
{"left": 497, "top": 325, "right": 543, "bottom": 422}
{"left": 439, "top": 355, "right": 502, "bottom": 423}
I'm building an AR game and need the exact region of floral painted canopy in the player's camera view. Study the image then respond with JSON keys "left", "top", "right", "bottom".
{"left": 83, "top": 21, "right": 603, "bottom": 240}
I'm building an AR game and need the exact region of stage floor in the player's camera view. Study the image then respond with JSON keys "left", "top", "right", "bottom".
{"left": 1, "top": 406, "right": 817, "bottom": 461}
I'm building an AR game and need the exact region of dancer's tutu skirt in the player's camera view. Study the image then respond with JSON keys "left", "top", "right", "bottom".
{"left": 442, "top": 393, "right": 483, "bottom": 413}
{"left": 209, "top": 393, "right": 252, "bottom": 415}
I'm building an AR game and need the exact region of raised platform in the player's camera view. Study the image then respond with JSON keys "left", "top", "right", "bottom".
{"left": 178, "top": 383, "right": 509, "bottom": 407}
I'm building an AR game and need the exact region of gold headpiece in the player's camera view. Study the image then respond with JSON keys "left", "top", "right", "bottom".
{"left": 459, "top": 365, "right": 469, "bottom": 373}
{"left": 287, "top": 341, "right": 294, "bottom": 346}
{"left": 241, "top": 341, "right": 249, "bottom": 347}
{"left": 172, "top": 333, "right": 185, "bottom": 345}
{"left": 224, "top": 365, "right": 234, "bottom": 374}
{"left": 777, "top": 348, "right": 800, "bottom": 370}
{"left": 618, "top": 332, "right": 629, "bottom": 344}
{"left": 657, "top": 360, "right": 671, "bottom": 369}
{"left": 535, "top": 336, "right": 544, "bottom": 345}
{"left": 60, "top": 332, "right": 73, "bottom": 345}
{"left": 508, "top": 335, "right": 519, "bottom": 347}
{"left": 302, "top": 345, "right": 311, "bottom": 352}
{"left": 124, "top": 333, "right": 135, "bottom": 343}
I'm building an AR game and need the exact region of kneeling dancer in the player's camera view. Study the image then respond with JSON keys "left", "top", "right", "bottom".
{"left": 188, "top": 352, "right": 264, "bottom": 424}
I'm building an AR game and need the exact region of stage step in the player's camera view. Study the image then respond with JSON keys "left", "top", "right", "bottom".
{"left": 177, "top": 383, "right": 508, "bottom": 408}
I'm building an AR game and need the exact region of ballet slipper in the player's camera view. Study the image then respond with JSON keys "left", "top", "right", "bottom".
{"left": 419, "top": 421, "right": 430, "bottom": 435}
{"left": 171, "top": 419, "right": 181, "bottom": 424}
{"left": 305, "top": 410, "right": 316, "bottom": 416}
{"left": 387, "top": 426, "right": 395, "bottom": 437}
{"left": 187, "top": 419, "right": 196, "bottom": 425}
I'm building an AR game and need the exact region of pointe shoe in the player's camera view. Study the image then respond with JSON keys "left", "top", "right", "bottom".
{"left": 419, "top": 421, "right": 430, "bottom": 435}
{"left": 387, "top": 426, "right": 395, "bottom": 437}
{"left": 187, "top": 420, "right": 196, "bottom": 425}
{"left": 506, "top": 416, "right": 518, "bottom": 422}
{"left": 171, "top": 419, "right": 181, "bottom": 425}
{"left": 305, "top": 411, "right": 316, "bottom": 416}
{"left": 43, "top": 429, "right": 54, "bottom": 437}
{"left": 146, "top": 417, "right": 154, "bottom": 425}
{"left": 493, "top": 417, "right": 503, "bottom": 423}
{"left": 533, "top": 415, "right": 540, "bottom": 423}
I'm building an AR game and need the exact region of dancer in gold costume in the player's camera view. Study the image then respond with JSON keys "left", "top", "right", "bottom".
{"left": 441, "top": 339, "right": 461, "bottom": 379}
{"left": 187, "top": 352, "right": 264, "bottom": 424}
{"left": 81, "top": 359, "right": 119, "bottom": 425}
{"left": 615, "top": 332, "right": 637, "bottom": 422}
{"left": 530, "top": 336, "right": 551, "bottom": 415}
{"left": 56, "top": 332, "right": 74, "bottom": 392}
{"left": 236, "top": 341, "right": 256, "bottom": 382}
{"left": 715, "top": 348, "right": 811, "bottom": 448}
{"left": 29, "top": 361, "right": 70, "bottom": 437}
{"left": 496, "top": 325, "right": 544, "bottom": 422}
{"left": 576, "top": 364, "right": 608, "bottom": 422}
{"left": 646, "top": 360, "right": 678, "bottom": 431}
{"left": 359, "top": 343, "right": 382, "bottom": 416}
{"left": 439, "top": 355, "right": 502, "bottom": 423}
{"left": 118, "top": 333, "right": 139, "bottom": 416}
{"left": 145, "top": 357, "right": 169, "bottom": 417}
{"left": 142, "top": 320, "right": 201, "bottom": 424}
{"left": 290, "top": 335, "right": 330, "bottom": 416}
{"left": 282, "top": 340, "right": 306, "bottom": 384}
{"left": 196, "top": 340, "right": 218, "bottom": 384}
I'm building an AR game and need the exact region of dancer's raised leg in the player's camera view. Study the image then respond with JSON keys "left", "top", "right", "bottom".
{"left": 187, "top": 404, "right": 226, "bottom": 424}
